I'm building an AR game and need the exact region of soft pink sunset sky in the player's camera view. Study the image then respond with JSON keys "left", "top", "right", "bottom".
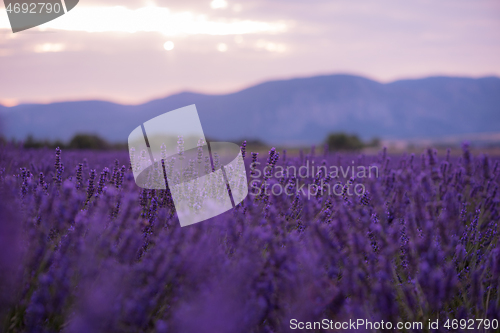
{"left": 0, "top": 0, "right": 499, "bottom": 106}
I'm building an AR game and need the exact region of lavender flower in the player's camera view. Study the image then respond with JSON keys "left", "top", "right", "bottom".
{"left": 0, "top": 144, "right": 497, "bottom": 332}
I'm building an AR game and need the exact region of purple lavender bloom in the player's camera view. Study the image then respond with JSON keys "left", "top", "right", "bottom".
{"left": 0, "top": 144, "right": 497, "bottom": 332}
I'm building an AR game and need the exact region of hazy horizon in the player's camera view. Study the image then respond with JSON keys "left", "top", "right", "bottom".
{"left": 1, "top": 72, "right": 498, "bottom": 107}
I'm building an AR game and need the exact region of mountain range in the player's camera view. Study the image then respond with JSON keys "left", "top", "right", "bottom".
{"left": 1, "top": 74, "right": 499, "bottom": 145}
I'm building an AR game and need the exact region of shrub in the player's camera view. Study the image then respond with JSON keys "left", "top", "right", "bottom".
{"left": 68, "top": 134, "right": 109, "bottom": 150}
{"left": 326, "top": 132, "right": 364, "bottom": 150}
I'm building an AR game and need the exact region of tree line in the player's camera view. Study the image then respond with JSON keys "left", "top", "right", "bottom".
{"left": 18, "top": 134, "right": 127, "bottom": 150}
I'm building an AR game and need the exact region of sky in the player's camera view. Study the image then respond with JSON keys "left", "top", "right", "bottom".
{"left": 0, "top": 0, "right": 499, "bottom": 106}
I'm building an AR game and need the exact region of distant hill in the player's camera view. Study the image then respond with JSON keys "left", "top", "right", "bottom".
{"left": 1, "top": 74, "right": 499, "bottom": 145}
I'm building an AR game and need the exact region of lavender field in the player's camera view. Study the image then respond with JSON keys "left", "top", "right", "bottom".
{"left": 0, "top": 143, "right": 499, "bottom": 332}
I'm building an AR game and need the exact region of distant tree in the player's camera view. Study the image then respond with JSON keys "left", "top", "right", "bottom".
{"left": 23, "top": 135, "right": 41, "bottom": 149}
{"left": 367, "top": 137, "right": 381, "bottom": 148}
{"left": 21, "top": 134, "right": 126, "bottom": 150}
{"left": 243, "top": 139, "right": 267, "bottom": 148}
{"left": 68, "top": 134, "right": 109, "bottom": 150}
{"left": 326, "top": 132, "right": 364, "bottom": 151}
{"left": 53, "top": 139, "right": 66, "bottom": 149}
{"left": 23, "top": 135, "right": 56, "bottom": 149}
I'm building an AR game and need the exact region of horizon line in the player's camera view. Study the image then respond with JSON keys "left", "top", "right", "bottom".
{"left": 1, "top": 72, "right": 498, "bottom": 108}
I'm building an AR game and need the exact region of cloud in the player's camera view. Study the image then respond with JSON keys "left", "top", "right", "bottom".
{"left": 0, "top": 5, "right": 288, "bottom": 35}
{"left": 210, "top": 0, "right": 228, "bottom": 10}
{"left": 0, "top": 0, "right": 498, "bottom": 104}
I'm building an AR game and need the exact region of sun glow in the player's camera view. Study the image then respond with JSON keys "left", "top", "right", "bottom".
{"left": 0, "top": 5, "right": 287, "bottom": 36}
{"left": 0, "top": 98, "right": 19, "bottom": 107}
{"left": 163, "top": 41, "right": 175, "bottom": 50}
{"left": 34, "top": 43, "right": 65, "bottom": 53}
{"left": 217, "top": 43, "right": 228, "bottom": 52}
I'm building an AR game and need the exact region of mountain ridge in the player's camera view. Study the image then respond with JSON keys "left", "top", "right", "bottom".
{"left": 1, "top": 74, "right": 499, "bottom": 145}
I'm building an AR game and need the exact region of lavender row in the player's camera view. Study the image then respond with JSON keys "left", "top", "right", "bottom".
{"left": 0, "top": 142, "right": 499, "bottom": 332}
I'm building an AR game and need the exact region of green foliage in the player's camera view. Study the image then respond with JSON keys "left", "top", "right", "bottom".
{"left": 23, "top": 135, "right": 65, "bottom": 149}
{"left": 367, "top": 137, "right": 381, "bottom": 148}
{"left": 325, "top": 133, "right": 380, "bottom": 151}
{"left": 68, "top": 134, "right": 109, "bottom": 150}
{"left": 326, "top": 132, "right": 364, "bottom": 151}
{"left": 21, "top": 134, "right": 127, "bottom": 150}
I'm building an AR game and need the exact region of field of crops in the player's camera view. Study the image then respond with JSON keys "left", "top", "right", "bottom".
{"left": 0, "top": 143, "right": 499, "bottom": 332}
